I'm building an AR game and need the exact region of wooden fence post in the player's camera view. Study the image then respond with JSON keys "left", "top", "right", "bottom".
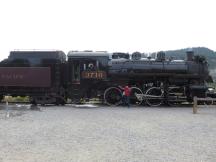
{"left": 193, "top": 96, "right": 198, "bottom": 114}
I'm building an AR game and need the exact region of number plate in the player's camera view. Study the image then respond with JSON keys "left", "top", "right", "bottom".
{"left": 82, "top": 71, "right": 106, "bottom": 79}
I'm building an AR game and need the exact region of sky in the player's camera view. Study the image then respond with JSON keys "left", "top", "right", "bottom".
{"left": 0, "top": 0, "right": 216, "bottom": 60}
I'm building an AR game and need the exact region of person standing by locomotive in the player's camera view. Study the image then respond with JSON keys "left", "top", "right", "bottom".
{"left": 124, "top": 86, "right": 131, "bottom": 108}
{"left": 123, "top": 85, "right": 131, "bottom": 107}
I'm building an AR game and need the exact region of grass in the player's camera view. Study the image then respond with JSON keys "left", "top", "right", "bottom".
{"left": 2, "top": 96, "right": 30, "bottom": 103}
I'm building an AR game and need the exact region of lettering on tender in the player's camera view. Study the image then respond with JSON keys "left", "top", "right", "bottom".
{"left": 1, "top": 74, "right": 24, "bottom": 80}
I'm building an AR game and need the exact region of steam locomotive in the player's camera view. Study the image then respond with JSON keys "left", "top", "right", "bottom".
{"left": 0, "top": 50, "right": 211, "bottom": 106}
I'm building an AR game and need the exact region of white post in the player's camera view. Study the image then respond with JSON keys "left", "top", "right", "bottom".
{"left": 5, "top": 96, "right": 10, "bottom": 118}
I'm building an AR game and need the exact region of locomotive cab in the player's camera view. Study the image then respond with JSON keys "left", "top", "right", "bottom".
{"left": 67, "top": 51, "right": 111, "bottom": 102}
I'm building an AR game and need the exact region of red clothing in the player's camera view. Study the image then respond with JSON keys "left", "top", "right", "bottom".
{"left": 124, "top": 86, "right": 131, "bottom": 96}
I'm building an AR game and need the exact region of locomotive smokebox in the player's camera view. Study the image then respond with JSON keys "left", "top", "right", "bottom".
{"left": 186, "top": 49, "right": 194, "bottom": 61}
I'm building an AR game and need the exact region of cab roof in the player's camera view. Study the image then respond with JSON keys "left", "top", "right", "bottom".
{"left": 68, "top": 51, "right": 112, "bottom": 58}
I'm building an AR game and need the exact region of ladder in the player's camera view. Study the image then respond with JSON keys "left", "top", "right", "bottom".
{"left": 71, "top": 84, "right": 82, "bottom": 103}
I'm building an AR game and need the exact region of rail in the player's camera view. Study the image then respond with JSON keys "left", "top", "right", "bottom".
{"left": 193, "top": 97, "right": 216, "bottom": 114}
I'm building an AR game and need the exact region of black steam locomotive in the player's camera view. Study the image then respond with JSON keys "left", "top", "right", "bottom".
{"left": 0, "top": 50, "right": 211, "bottom": 106}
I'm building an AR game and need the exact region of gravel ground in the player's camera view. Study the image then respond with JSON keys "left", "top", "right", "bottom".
{"left": 0, "top": 104, "right": 216, "bottom": 162}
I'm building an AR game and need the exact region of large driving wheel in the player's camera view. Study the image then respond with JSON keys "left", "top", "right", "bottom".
{"left": 130, "top": 87, "right": 143, "bottom": 106}
{"left": 104, "top": 87, "right": 122, "bottom": 106}
{"left": 145, "top": 87, "right": 163, "bottom": 106}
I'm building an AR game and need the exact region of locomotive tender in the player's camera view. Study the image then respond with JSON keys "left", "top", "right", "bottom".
{"left": 0, "top": 50, "right": 211, "bottom": 106}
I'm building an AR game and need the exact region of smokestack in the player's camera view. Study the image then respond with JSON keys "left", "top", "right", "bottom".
{"left": 186, "top": 49, "right": 194, "bottom": 61}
